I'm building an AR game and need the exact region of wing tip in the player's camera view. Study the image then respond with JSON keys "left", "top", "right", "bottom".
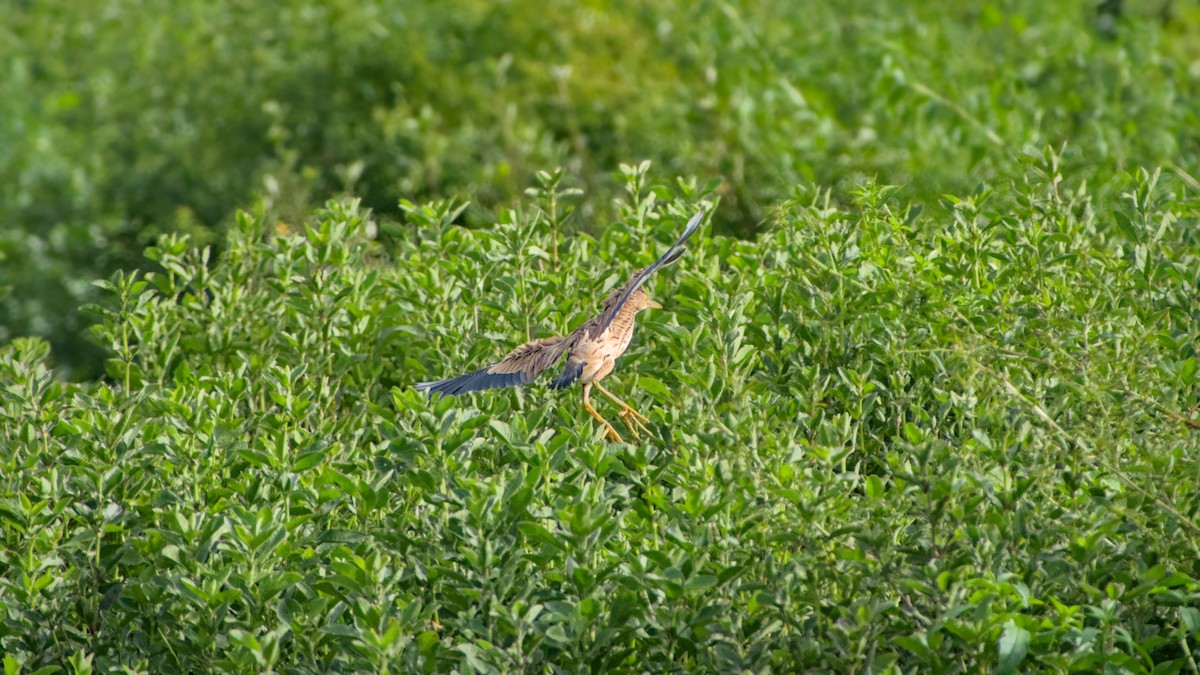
{"left": 413, "top": 368, "right": 535, "bottom": 397}
{"left": 676, "top": 209, "right": 705, "bottom": 245}
{"left": 413, "top": 379, "right": 447, "bottom": 398}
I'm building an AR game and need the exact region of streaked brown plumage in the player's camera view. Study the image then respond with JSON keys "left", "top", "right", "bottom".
{"left": 415, "top": 211, "right": 705, "bottom": 442}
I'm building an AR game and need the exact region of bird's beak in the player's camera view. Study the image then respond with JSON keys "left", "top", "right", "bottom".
{"left": 647, "top": 299, "right": 663, "bottom": 310}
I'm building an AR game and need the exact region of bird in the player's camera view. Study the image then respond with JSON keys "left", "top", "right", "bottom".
{"left": 414, "top": 210, "right": 705, "bottom": 442}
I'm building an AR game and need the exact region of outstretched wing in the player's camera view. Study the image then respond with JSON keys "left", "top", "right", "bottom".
{"left": 414, "top": 335, "right": 573, "bottom": 396}
{"left": 590, "top": 209, "right": 705, "bottom": 337}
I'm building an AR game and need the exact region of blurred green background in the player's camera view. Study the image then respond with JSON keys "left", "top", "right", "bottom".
{"left": 2, "top": 0, "right": 1198, "bottom": 379}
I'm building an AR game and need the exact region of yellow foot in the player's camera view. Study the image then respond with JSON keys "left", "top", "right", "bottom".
{"left": 619, "top": 407, "right": 653, "bottom": 439}
{"left": 624, "top": 406, "right": 651, "bottom": 424}
{"left": 616, "top": 409, "right": 641, "bottom": 441}
{"left": 600, "top": 420, "right": 624, "bottom": 443}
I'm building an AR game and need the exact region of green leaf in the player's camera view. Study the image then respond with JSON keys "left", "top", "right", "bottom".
{"left": 519, "top": 522, "right": 566, "bottom": 551}
{"left": 579, "top": 597, "right": 600, "bottom": 618}
{"left": 1112, "top": 210, "right": 1138, "bottom": 241}
{"left": 321, "top": 622, "right": 359, "bottom": 638}
{"left": 997, "top": 621, "right": 1030, "bottom": 673}
{"left": 418, "top": 630, "right": 440, "bottom": 655}
{"left": 1178, "top": 357, "right": 1197, "bottom": 386}
{"left": 684, "top": 575, "right": 718, "bottom": 593}
{"left": 509, "top": 486, "right": 533, "bottom": 514}
{"left": 293, "top": 448, "right": 327, "bottom": 472}
{"left": 545, "top": 624, "right": 570, "bottom": 644}
{"left": 51, "top": 420, "right": 80, "bottom": 437}
{"left": 637, "top": 376, "right": 669, "bottom": 397}
{"left": 67, "top": 650, "right": 93, "bottom": 675}
{"left": 893, "top": 635, "right": 933, "bottom": 661}
{"left": 489, "top": 419, "right": 519, "bottom": 444}
{"left": 865, "top": 475, "right": 884, "bottom": 499}
{"left": 1181, "top": 607, "right": 1200, "bottom": 634}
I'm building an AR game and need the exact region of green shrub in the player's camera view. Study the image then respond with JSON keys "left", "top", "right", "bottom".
{"left": 3, "top": 0, "right": 1199, "bottom": 376}
{"left": 2, "top": 163, "right": 1198, "bottom": 671}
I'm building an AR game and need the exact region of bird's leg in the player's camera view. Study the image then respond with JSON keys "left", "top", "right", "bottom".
{"left": 593, "top": 382, "right": 653, "bottom": 438}
{"left": 592, "top": 382, "right": 650, "bottom": 421}
{"left": 582, "top": 383, "right": 623, "bottom": 443}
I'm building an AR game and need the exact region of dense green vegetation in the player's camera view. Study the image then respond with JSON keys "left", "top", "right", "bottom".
{"left": 3, "top": 0, "right": 1200, "bottom": 375}
{"left": 3, "top": 162, "right": 1200, "bottom": 671}
{"left": 3, "top": 0, "right": 1200, "bottom": 671}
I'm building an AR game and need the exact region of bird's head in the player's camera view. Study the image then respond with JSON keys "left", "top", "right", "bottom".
{"left": 600, "top": 284, "right": 662, "bottom": 313}
{"left": 631, "top": 287, "right": 662, "bottom": 312}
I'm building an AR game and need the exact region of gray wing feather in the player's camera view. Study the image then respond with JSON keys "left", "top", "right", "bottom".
{"left": 414, "top": 336, "right": 573, "bottom": 396}
{"left": 590, "top": 210, "right": 704, "bottom": 336}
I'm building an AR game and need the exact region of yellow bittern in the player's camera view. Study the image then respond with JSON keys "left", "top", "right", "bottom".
{"left": 415, "top": 211, "right": 704, "bottom": 442}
